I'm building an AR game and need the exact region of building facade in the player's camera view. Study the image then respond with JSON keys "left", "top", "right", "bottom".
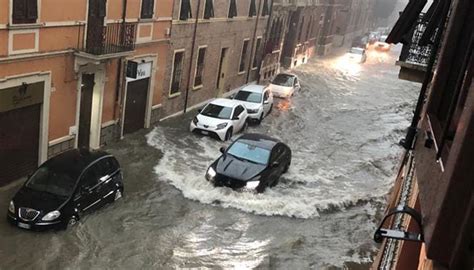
{"left": 0, "top": 0, "right": 173, "bottom": 186}
{"left": 372, "top": 0, "right": 474, "bottom": 269}
{"left": 161, "top": 0, "right": 270, "bottom": 118}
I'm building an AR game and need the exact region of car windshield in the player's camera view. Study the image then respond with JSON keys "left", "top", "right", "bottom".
{"left": 272, "top": 74, "right": 294, "bottom": 87}
{"left": 201, "top": 103, "right": 233, "bottom": 119}
{"left": 234, "top": 90, "right": 262, "bottom": 103}
{"left": 227, "top": 141, "right": 270, "bottom": 165}
{"left": 26, "top": 167, "right": 76, "bottom": 197}
{"left": 350, "top": 48, "right": 364, "bottom": 55}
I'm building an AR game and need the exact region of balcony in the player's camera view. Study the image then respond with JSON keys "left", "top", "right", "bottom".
{"left": 396, "top": 14, "right": 434, "bottom": 83}
{"left": 75, "top": 22, "right": 137, "bottom": 62}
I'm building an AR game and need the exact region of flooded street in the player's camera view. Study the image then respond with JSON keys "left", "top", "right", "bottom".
{"left": 0, "top": 47, "right": 419, "bottom": 269}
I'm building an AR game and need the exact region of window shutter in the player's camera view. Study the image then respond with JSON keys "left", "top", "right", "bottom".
{"left": 13, "top": 0, "right": 27, "bottom": 23}
{"left": 98, "top": 0, "right": 106, "bottom": 17}
{"left": 262, "top": 0, "right": 269, "bottom": 16}
{"left": 228, "top": 0, "right": 237, "bottom": 18}
{"left": 141, "top": 0, "right": 154, "bottom": 19}
{"left": 204, "top": 0, "right": 214, "bottom": 19}
{"left": 26, "top": 0, "right": 38, "bottom": 21}
{"left": 180, "top": 0, "right": 192, "bottom": 20}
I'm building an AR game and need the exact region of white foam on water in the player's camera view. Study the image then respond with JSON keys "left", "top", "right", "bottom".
{"left": 146, "top": 127, "right": 391, "bottom": 219}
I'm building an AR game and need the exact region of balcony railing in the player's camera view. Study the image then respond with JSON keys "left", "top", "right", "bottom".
{"left": 77, "top": 22, "right": 137, "bottom": 56}
{"left": 399, "top": 14, "right": 433, "bottom": 67}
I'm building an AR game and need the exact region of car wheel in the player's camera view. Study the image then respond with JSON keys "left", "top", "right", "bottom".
{"left": 65, "top": 215, "right": 78, "bottom": 230}
{"left": 242, "top": 120, "right": 248, "bottom": 133}
{"left": 225, "top": 128, "right": 233, "bottom": 141}
{"left": 114, "top": 188, "right": 123, "bottom": 201}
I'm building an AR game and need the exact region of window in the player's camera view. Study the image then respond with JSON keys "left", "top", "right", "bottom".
{"left": 81, "top": 164, "right": 101, "bottom": 190}
{"left": 204, "top": 0, "right": 214, "bottom": 19}
{"left": 262, "top": 0, "right": 269, "bottom": 16}
{"left": 298, "top": 17, "right": 305, "bottom": 42}
{"left": 141, "top": 0, "right": 154, "bottom": 19}
{"left": 306, "top": 17, "right": 313, "bottom": 41}
{"left": 228, "top": 0, "right": 237, "bottom": 18}
{"left": 170, "top": 51, "right": 185, "bottom": 95}
{"left": 194, "top": 47, "right": 206, "bottom": 87}
{"left": 180, "top": 0, "right": 192, "bottom": 21}
{"left": 249, "top": 0, "right": 256, "bottom": 17}
{"left": 239, "top": 40, "right": 250, "bottom": 73}
{"left": 252, "top": 38, "right": 262, "bottom": 69}
{"left": 12, "top": 0, "right": 38, "bottom": 24}
{"left": 232, "top": 106, "right": 245, "bottom": 119}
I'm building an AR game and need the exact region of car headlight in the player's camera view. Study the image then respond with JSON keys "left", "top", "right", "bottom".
{"left": 192, "top": 116, "right": 198, "bottom": 125}
{"left": 247, "top": 108, "right": 259, "bottom": 114}
{"left": 8, "top": 201, "right": 14, "bottom": 213}
{"left": 245, "top": 181, "right": 260, "bottom": 189}
{"left": 42, "top": 210, "right": 61, "bottom": 221}
{"left": 216, "top": 122, "right": 228, "bottom": 130}
{"left": 206, "top": 167, "right": 217, "bottom": 181}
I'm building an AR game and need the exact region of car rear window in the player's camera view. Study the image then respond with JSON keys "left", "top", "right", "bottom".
{"left": 227, "top": 141, "right": 270, "bottom": 165}
{"left": 234, "top": 90, "right": 262, "bottom": 103}
{"left": 272, "top": 74, "right": 294, "bottom": 87}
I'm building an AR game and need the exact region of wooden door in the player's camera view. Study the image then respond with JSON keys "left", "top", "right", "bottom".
{"left": 217, "top": 48, "right": 229, "bottom": 96}
{"left": 0, "top": 104, "right": 40, "bottom": 186}
{"left": 86, "top": 0, "right": 106, "bottom": 54}
{"left": 123, "top": 78, "right": 149, "bottom": 135}
{"left": 78, "top": 74, "right": 95, "bottom": 149}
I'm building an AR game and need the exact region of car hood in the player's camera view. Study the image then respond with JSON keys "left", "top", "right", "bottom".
{"left": 215, "top": 155, "right": 266, "bottom": 181}
{"left": 268, "top": 84, "right": 293, "bottom": 93}
{"left": 196, "top": 114, "right": 231, "bottom": 128}
{"left": 235, "top": 100, "right": 262, "bottom": 110}
{"left": 13, "top": 187, "right": 68, "bottom": 213}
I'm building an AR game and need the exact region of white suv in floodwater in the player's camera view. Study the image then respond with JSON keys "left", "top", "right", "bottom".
{"left": 190, "top": 98, "right": 249, "bottom": 141}
{"left": 233, "top": 85, "right": 273, "bottom": 124}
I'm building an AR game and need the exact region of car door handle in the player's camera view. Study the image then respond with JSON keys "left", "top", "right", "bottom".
{"left": 100, "top": 175, "right": 110, "bottom": 182}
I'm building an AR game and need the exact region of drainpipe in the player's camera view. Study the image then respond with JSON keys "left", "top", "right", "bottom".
{"left": 247, "top": 0, "right": 263, "bottom": 84}
{"left": 115, "top": 0, "right": 128, "bottom": 120}
{"left": 183, "top": 0, "right": 202, "bottom": 114}
{"left": 259, "top": 0, "right": 274, "bottom": 83}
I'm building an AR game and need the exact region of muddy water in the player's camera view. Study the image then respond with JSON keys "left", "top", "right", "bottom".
{"left": 0, "top": 47, "right": 419, "bottom": 269}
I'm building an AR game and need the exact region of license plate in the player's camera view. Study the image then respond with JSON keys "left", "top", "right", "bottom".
{"left": 201, "top": 131, "right": 209, "bottom": 135}
{"left": 18, "top": 222, "right": 31, "bottom": 229}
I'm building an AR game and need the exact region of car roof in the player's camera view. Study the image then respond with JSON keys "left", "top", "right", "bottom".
{"left": 209, "top": 98, "right": 241, "bottom": 108}
{"left": 275, "top": 72, "right": 296, "bottom": 78}
{"left": 235, "top": 133, "right": 281, "bottom": 150}
{"left": 240, "top": 84, "right": 266, "bottom": 93}
{"left": 41, "top": 148, "right": 112, "bottom": 180}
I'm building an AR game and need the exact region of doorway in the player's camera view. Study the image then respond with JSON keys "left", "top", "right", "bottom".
{"left": 123, "top": 78, "right": 149, "bottom": 135}
{"left": 78, "top": 73, "right": 95, "bottom": 148}
{"left": 216, "top": 47, "right": 229, "bottom": 96}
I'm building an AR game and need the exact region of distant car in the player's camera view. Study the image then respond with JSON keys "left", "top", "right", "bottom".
{"left": 267, "top": 73, "right": 300, "bottom": 98}
{"left": 346, "top": 47, "right": 367, "bottom": 63}
{"left": 374, "top": 35, "right": 391, "bottom": 52}
{"left": 7, "top": 149, "right": 124, "bottom": 231}
{"left": 205, "top": 133, "right": 292, "bottom": 193}
{"left": 233, "top": 85, "right": 273, "bottom": 124}
{"left": 190, "top": 98, "right": 249, "bottom": 141}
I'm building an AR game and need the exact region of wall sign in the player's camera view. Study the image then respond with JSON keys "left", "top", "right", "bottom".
{"left": 126, "top": 62, "right": 152, "bottom": 82}
{"left": 0, "top": 82, "right": 44, "bottom": 113}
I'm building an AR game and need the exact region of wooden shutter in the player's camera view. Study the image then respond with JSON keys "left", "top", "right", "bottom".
{"left": 13, "top": 0, "right": 38, "bottom": 24}
{"left": 262, "top": 0, "right": 269, "bottom": 16}
{"left": 204, "top": 0, "right": 214, "bottom": 19}
{"left": 26, "top": 0, "right": 38, "bottom": 21}
{"left": 249, "top": 0, "right": 256, "bottom": 17}
{"left": 228, "top": 0, "right": 237, "bottom": 18}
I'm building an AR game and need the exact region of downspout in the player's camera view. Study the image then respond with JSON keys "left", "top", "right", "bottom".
{"left": 115, "top": 0, "right": 127, "bottom": 120}
{"left": 259, "top": 0, "right": 274, "bottom": 83}
{"left": 247, "top": 0, "right": 263, "bottom": 84}
{"left": 184, "top": 0, "right": 202, "bottom": 114}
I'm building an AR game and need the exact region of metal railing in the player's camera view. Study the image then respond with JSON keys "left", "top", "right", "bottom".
{"left": 399, "top": 14, "right": 434, "bottom": 67}
{"left": 77, "top": 22, "right": 137, "bottom": 55}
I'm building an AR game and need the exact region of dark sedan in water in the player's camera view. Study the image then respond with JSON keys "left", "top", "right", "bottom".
{"left": 7, "top": 149, "right": 124, "bottom": 231}
{"left": 206, "top": 133, "right": 291, "bottom": 193}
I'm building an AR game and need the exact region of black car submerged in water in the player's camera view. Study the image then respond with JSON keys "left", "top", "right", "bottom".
{"left": 7, "top": 149, "right": 124, "bottom": 231}
{"left": 206, "top": 133, "right": 291, "bottom": 193}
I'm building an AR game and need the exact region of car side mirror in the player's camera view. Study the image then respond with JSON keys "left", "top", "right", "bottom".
{"left": 271, "top": 161, "right": 280, "bottom": 168}
{"left": 219, "top": 147, "right": 226, "bottom": 154}
{"left": 229, "top": 94, "right": 235, "bottom": 99}
{"left": 233, "top": 116, "right": 240, "bottom": 120}
{"left": 263, "top": 100, "right": 269, "bottom": 104}
{"left": 197, "top": 108, "right": 202, "bottom": 113}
